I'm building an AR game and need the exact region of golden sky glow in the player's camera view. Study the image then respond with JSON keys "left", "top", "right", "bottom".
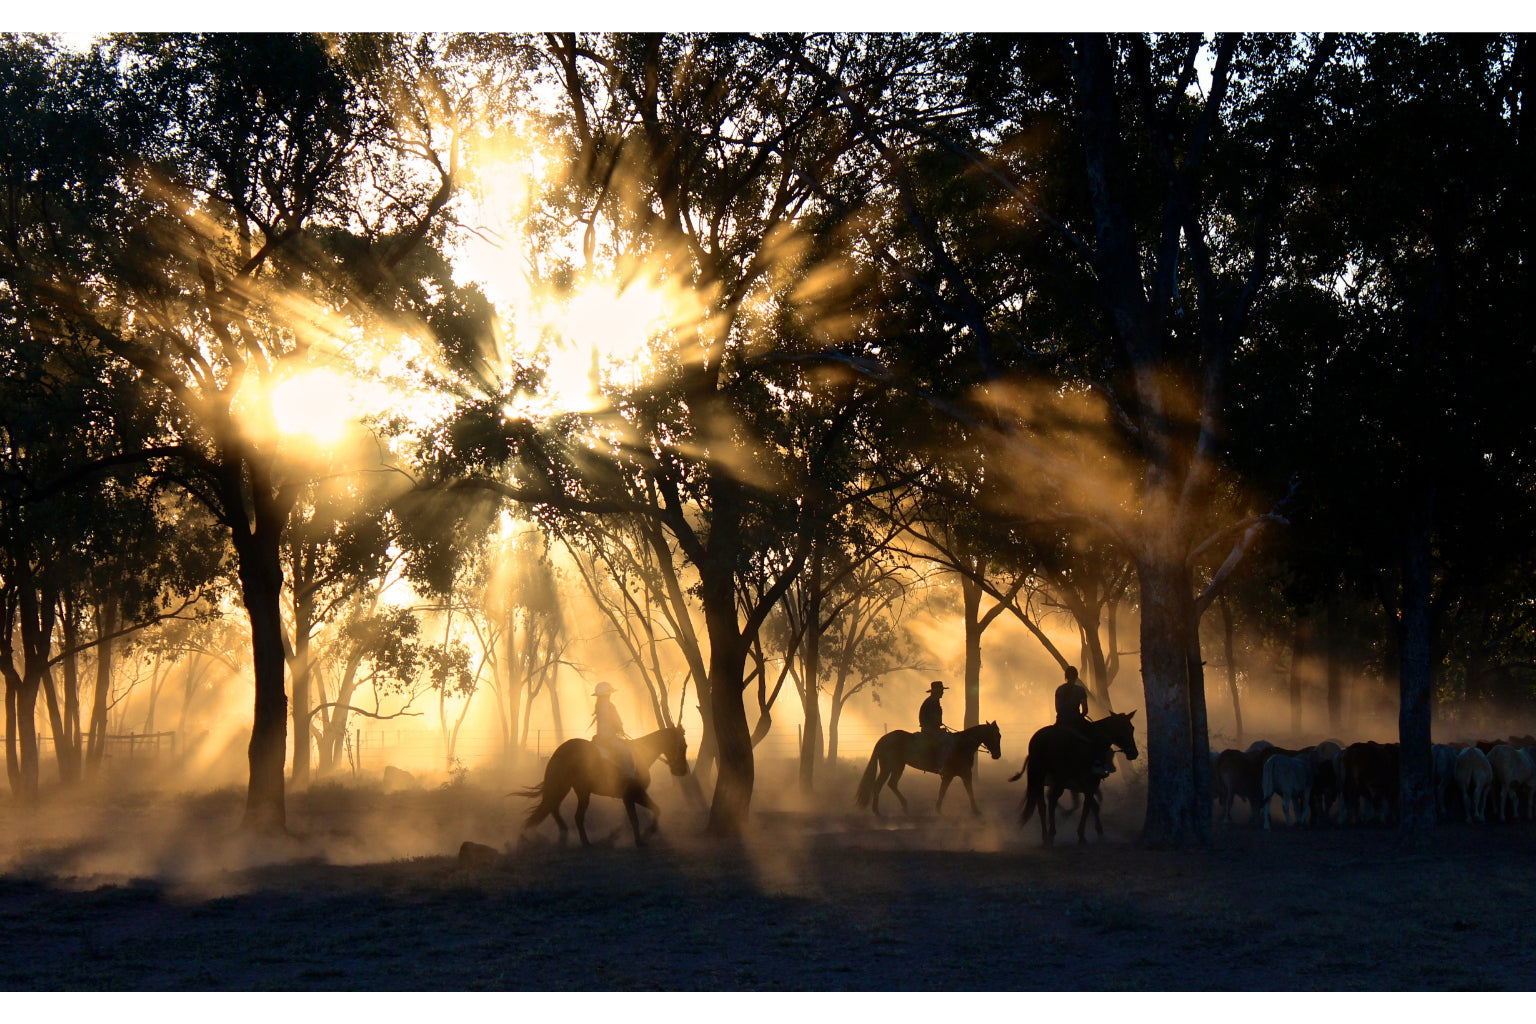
{"left": 269, "top": 368, "right": 355, "bottom": 446}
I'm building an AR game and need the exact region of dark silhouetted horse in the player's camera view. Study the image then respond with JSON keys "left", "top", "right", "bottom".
{"left": 855, "top": 721, "right": 1002, "bottom": 816}
{"left": 1013, "top": 711, "right": 1138, "bottom": 845}
{"left": 520, "top": 726, "right": 688, "bottom": 846}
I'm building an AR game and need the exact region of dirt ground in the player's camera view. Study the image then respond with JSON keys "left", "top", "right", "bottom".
{"left": 2, "top": 756, "right": 1534, "bottom": 991}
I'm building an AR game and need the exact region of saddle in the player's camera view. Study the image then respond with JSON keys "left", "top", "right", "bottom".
{"left": 594, "top": 737, "right": 640, "bottom": 782}
{"left": 1054, "top": 720, "right": 1114, "bottom": 778}
{"left": 915, "top": 729, "right": 954, "bottom": 772}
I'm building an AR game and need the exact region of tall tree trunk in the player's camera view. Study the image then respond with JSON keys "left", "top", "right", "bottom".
{"left": 702, "top": 563, "right": 752, "bottom": 836}
{"left": 290, "top": 589, "right": 315, "bottom": 787}
{"left": 1398, "top": 487, "right": 1437, "bottom": 836}
{"left": 87, "top": 593, "right": 117, "bottom": 774}
{"left": 235, "top": 526, "right": 289, "bottom": 834}
{"left": 317, "top": 650, "right": 365, "bottom": 773}
{"left": 16, "top": 584, "right": 56, "bottom": 803}
{"left": 960, "top": 571, "right": 982, "bottom": 729}
{"left": 503, "top": 610, "right": 522, "bottom": 759}
{"left": 55, "top": 602, "right": 82, "bottom": 784}
{"left": 1081, "top": 615, "right": 1113, "bottom": 711}
{"left": 1136, "top": 550, "right": 1201, "bottom": 848}
{"left": 4, "top": 677, "right": 17, "bottom": 794}
{"left": 799, "top": 552, "right": 824, "bottom": 793}
{"left": 3, "top": 640, "right": 22, "bottom": 794}
{"left": 13, "top": 677, "right": 40, "bottom": 803}
{"left": 1218, "top": 595, "right": 1242, "bottom": 741}
{"left": 39, "top": 665, "right": 65, "bottom": 780}
{"left": 827, "top": 689, "right": 846, "bottom": 764}
{"left": 1187, "top": 606, "right": 1213, "bottom": 840}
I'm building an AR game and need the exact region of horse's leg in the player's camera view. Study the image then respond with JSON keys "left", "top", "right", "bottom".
{"left": 1077, "top": 790, "right": 1092, "bottom": 844}
{"left": 636, "top": 790, "right": 661, "bottom": 837}
{"left": 1044, "top": 784, "right": 1062, "bottom": 846}
{"left": 1030, "top": 780, "right": 1049, "bottom": 844}
{"left": 625, "top": 795, "right": 644, "bottom": 846}
{"left": 1092, "top": 789, "right": 1104, "bottom": 839}
{"left": 871, "top": 763, "right": 889, "bottom": 817}
{"left": 546, "top": 790, "right": 571, "bottom": 845}
{"left": 574, "top": 790, "right": 593, "bottom": 847}
{"left": 887, "top": 766, "right": 909, "bottom": 815}
{"left": 936, "top": 772, "right": 953, "bottom": 814}
{"left": 961, "top": 771, "right": 980, "bottom": 817}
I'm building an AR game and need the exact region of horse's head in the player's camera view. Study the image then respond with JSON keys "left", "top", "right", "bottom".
{"left": 981, "top": 721, "right": 1002, "bottom": 760}
{"left": 662, "top": 725, "right": 690, "bottom": 777}
{"left": 1103, "top": 710, "right": 1138, "bottom": 761}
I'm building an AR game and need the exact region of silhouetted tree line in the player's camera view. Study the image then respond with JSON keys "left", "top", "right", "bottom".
{"left": 1, "top": 33, "right": 1532, "bottom": 845}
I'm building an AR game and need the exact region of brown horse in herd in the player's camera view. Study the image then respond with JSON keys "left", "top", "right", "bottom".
{"left": 1013, "top": 711, "right": 1139, "bottom": 845}
{"left": 855, "top": 721, "right": 1003, "bottom": 816}
{"left": 519, "top": 726, "right": 689, "bottom": 846}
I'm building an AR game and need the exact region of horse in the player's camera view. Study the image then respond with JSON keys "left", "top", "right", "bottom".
{"left": 855, "top": 721, "right": 1003, "bottom": 817}
{"left": 519, "top": 726, "right": 689, "bottom": 846}
{"left": 1012, "top": 711, "right": 1139, "bottom": 846}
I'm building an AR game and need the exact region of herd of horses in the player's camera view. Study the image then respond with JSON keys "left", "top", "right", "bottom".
{"left": 1214, "top": 734, "right": 1536, "bottom": 829}
{"left": 516, "top": 712, "right": 1142, "bottom": 847}
{"left": 512, "top": 715, "right": 1536, "bottom": 848}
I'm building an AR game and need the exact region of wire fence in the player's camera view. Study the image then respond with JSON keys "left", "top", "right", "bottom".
{"left": 346, "top": 720, "right": 1040, "bottom": 776}
{"left": 35, "top": 731, "right": 179, "bottom": 761}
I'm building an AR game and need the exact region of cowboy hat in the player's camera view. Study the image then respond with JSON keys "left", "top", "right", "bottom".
{"left": 593, "top": 681, "right": 616, "bottom": 697}
{"left": 928, "top": 680, "right": 946, "bottom": 694}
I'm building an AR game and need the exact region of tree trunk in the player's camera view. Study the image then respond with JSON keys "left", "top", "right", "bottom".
{"left": 827, "top": 693, "right": 845, "bottom": 764}
{"left": 1187, "top": 605, "right": 1213, "bottom": 841}
{"left": 1136, "top": 552, "right": 1201, "bottom": 848}
{"left": 87, "top": 593, "right": 116, "bottom": 774}
{"left": 16, "top": 584, "right": 56, "bottom": 803}
{"left": 290, "top": 590, "right": 314, "bottom": 787}
{"left": 13, "top": 677, "right": 40, "bottom": 804}
{"left": 503, "top": 611, "right": 523, "bottom": 759}
{"left": 1398, "top": 487, "right": 1436, "bottom": 836}
{"left": 3, "top": 642, "right": 22, "bottom": 794}
{"left": 57, "top": 605, "right": 83, "bottom": 784}
{"left": 1218, "top": 595, "right": 1242, "bottom": 741}
{"left": 1082, "top": 616, "right": 1114, "bottom": 712}
{"left": 702, "top": 566, "right": 753, "bottom": 836}
{"left": 960, "top": 572, "right": 982, "bottom": 729}
{"left": 798, "top": 560, "right": 824, "bottom": 793}
{"left": 4, "top": 677, "right": 17, "bottom": 794}
{"left": 236, "top": 527, "right": 289, "bottom": 834}
{"left": 39, "top": 665, "right": 66, "bottom": 781}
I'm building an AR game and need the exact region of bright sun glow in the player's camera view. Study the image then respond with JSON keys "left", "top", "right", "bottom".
{"left": 269, "top": 368, "right": 354, "bottom": 445}
{"left": 451, "top": 135, "right": 711, "bottom": 420}
{"left": 538, "top": 282, "right": 672, "bottom": 411}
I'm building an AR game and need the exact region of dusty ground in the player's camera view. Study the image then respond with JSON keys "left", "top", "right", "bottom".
{"left": 2, "top": 757, "right": 1534, "bottom": 990}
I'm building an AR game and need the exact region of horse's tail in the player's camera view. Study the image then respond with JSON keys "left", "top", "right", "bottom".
{"left": 855, "top": 746, "right": 881, "bottom": 809}
{"left": 1008, "top": 756, "right": 1029, "bottom": 783}
{"left": 1019, "top": 771, "right": 1041, "bottom": 826}
{"left": 518, "top": 783, "right": 550, "bottom": 828}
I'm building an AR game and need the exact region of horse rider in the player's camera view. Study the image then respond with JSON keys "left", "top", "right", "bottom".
{"left": 919, "top": 679, "right": 951, "bottom": 766}
{"left": 1055, "top": 666, "right": 1113, "bottom": 778}
{"left": 592, "top": 681, "right": 639, "bottom": 785}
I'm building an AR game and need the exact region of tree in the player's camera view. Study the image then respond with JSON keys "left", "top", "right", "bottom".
{"left": 424, "top": 33, "right": 882, "bottom": 833}
{"left": 812, "top": 33, "right": 1341, "bottom": 846}
{"left": 0, "top": 33, "right": 478, "bottom": 829}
